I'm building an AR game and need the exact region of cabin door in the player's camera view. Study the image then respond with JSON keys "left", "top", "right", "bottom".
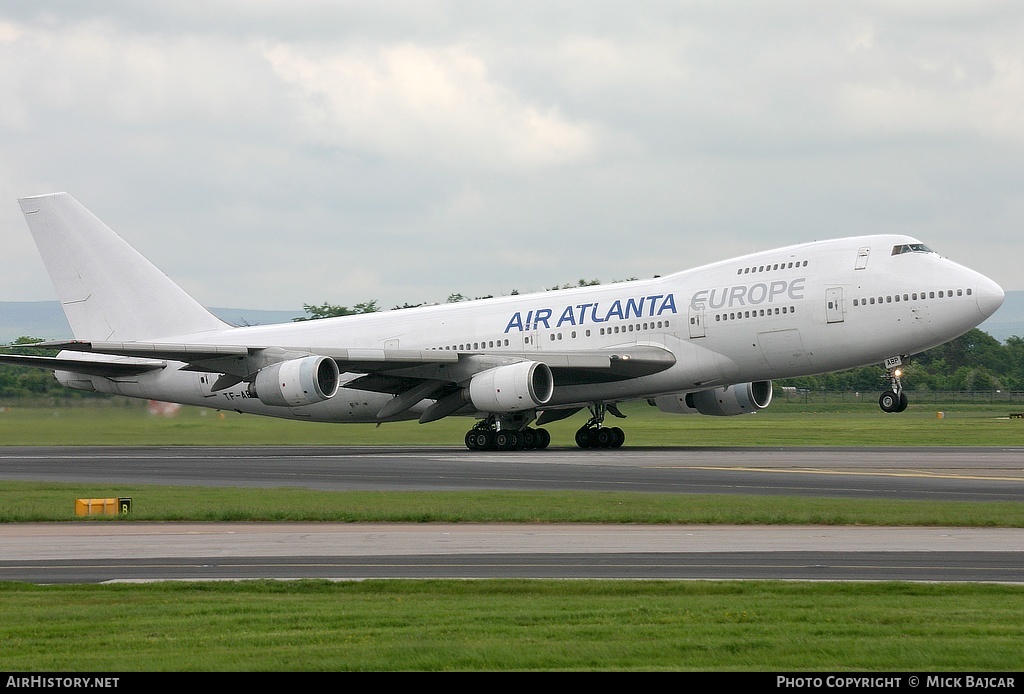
{"left": 688, "top": 305, "right": 706, "bottom": 338}
{"left": 825, "top": 287, "right": 844, "bottom": 323}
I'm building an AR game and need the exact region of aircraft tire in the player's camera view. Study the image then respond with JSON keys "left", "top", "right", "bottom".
{"left": 534, "top": 428, "right": 551, "bottom": 450}
{"left": 494, "top": 431, "right": 510, "bottom": 451}
{"left": 575, "top": 427, "right": 591, "bottom": 448}
{"left": 878, "top": 390, "right": 900, "bottom": 413}
{"left": 509, "top": 430, "right": 524, "bottom": 450}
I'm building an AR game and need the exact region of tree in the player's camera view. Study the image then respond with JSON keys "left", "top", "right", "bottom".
{"left": 293, "top": 300, "right": 379, "bottom": 321}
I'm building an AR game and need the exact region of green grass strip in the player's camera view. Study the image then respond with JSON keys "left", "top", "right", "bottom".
{"left": 0, "top": 580, "right": 1022, "bottom": 671}
{"left": 2, "top": 401, "right": 1024, "bottom": 446}
{"left": 2, "top": 482, "right": 1022, "bottom": 526}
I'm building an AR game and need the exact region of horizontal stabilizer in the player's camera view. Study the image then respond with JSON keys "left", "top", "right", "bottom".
{"left": 0, "top": 353, "right": 166, "bottom": 378}
{"left": 34, "top": 339, "right": 253, "bottom": 362}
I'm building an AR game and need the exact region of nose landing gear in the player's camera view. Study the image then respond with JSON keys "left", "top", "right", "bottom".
{"left": 879, "top": 357, "right": 909, "bottom": 413}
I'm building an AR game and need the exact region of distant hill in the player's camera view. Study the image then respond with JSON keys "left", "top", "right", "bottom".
{"left": 2, "top": 294, "right": 1021, "bottom": 345}
{"left": 0, "top": 302, "right": 305, "bottom": 344}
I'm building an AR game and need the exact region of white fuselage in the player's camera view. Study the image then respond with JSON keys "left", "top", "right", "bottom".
{"left": 59, "top": 234, "right": 1003, "bottom": 423}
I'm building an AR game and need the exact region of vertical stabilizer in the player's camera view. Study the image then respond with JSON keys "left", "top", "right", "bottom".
{"left": 18, "top": 193, "right": 228, "bottom": 341}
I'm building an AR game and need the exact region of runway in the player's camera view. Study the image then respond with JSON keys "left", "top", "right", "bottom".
{"left": 2, "top": 522, "right": 1023, "bottom": 584}
{"left": 2, "top": 445, "right": 1024, "bottom": 500}
{"left": 1, "top": 446, "right": 1023, "bottom": 583}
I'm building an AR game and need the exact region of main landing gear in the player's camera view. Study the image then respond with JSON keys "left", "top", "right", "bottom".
{"left": 878, "top": 357, "right": 909, "bottom": 413}
{"left": 464, "top": 415, "right": 551, "bottom": 451}
{"left": 574, "top": 403, "right": 626, "bottom": 449}
{"left": 462, "top": 404, "right": 630, "bottom": 450}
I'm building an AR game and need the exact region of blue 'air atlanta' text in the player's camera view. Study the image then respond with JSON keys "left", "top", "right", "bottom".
{"left": 504, "top": 293, "right": 677, "bottom": 333}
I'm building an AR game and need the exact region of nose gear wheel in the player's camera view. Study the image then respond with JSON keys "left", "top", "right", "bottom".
{"left": 879, "top": 358, "right": 909, "bottom": 413}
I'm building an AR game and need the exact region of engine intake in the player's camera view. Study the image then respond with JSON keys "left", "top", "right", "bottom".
{"left": 250, "top": 356, "right": 340, "bottom": 407}
{"left": 652, "top": 381, "right": 773, "bottom": 416}
{"left": 468, "top": 361, "right": 554, "bottom": 413}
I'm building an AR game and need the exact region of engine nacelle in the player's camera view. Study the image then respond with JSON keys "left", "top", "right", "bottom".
{"left": 651, "top": 381, "right": 773, "bottom": 416}
{"left": 250, "top": 356, "right": 340, "bottom": 407}
{"left": 467, "top": 361, "right": 554, "bottom": 413}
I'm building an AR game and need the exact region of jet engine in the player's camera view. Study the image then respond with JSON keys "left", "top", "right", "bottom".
{"left": 249, "top": 356, "right": 340, "bottom": 407}
{"left": 467, "top": 361, "right": 554, "bottom": 413}
{"left": 651, "top": 381, "right": 773, "bottom": 416}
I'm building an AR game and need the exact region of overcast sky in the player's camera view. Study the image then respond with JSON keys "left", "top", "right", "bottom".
{"left": 1, "top": 1, "right": 1021, "bottom": 313}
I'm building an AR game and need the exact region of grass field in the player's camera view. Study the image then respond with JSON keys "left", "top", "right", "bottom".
{"left": 1, "top": 581, "right": 1022, "bottom": 671}
{"left": 1, "top": 399, "right": 1022, "bottom": 671}
{"left": 2, "top": 483, "right": 1023, "bottom": 526}
{"left": 1, "top": 396, "right": 1022, "bottom": 446}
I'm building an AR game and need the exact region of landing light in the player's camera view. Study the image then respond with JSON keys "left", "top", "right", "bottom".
{"left": 894, "top": 369, "right": 902, "bottom": 377}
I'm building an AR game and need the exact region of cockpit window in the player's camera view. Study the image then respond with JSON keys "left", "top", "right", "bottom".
{"left": 891, "top": 243, "right": 934, "bottom": 256}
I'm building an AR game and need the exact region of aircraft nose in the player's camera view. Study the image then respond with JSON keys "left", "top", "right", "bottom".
{"left": 975, "top": 275, "right": 1004, "bottom": 319}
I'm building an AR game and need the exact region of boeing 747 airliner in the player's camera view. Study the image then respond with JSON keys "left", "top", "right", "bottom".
{"left": 0, "top": 193, "right": 1004, "bottom": 450}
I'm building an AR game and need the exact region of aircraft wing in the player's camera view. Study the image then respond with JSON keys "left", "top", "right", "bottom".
{"left": 26, "top": 339, "right": 676, "bottom": 389}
